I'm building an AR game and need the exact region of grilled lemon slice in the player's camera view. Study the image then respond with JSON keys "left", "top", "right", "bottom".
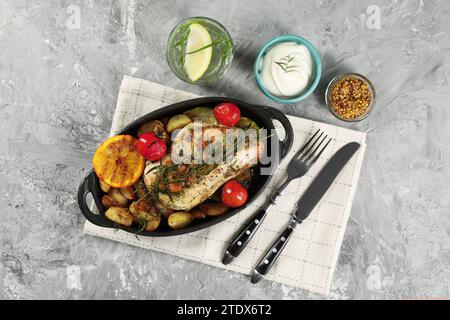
{"left": 93, "top": 135, "right": 145, "bottom": 188}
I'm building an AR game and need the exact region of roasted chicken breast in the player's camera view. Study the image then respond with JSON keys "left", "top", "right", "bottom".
{"left": 144, "top": 124, "right": 263, "bottom": 211}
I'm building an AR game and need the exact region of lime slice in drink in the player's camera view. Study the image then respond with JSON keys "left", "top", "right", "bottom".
{"left": 184, "top": 23, "right": 212, "bottom": 82}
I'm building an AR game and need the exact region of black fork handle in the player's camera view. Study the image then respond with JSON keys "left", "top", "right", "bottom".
{"left": 222, "top": 205, "right": 270, "bottom": 265}
{"left": 77, "top": 171, "right": 112, "bottom": 228}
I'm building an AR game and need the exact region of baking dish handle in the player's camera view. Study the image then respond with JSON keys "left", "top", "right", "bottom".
{"left": 262, "top": 106, "right": 294, "bottom": 161}
{"left": 77, "top": 171, "right": 112, "bottom": 228}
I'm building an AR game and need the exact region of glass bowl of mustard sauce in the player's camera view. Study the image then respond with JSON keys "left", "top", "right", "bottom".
{"left": 325, "top": 73, "right": 375, "bottom": 122}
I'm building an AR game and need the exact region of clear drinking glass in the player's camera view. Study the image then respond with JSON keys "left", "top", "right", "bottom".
{"left": 166, "top": 17, "right": 234, "bottom": 85}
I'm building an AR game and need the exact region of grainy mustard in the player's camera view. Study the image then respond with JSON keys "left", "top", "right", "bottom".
{"left": 330, "top": 77, "right": 372, "bottom": 120}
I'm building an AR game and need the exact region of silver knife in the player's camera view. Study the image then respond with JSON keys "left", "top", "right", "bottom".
{"left": 250, "top": 142, "right": 361, "bottom": 284}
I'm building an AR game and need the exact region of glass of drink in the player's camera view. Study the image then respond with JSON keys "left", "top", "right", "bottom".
{"left": 166, "top": 17, "right": 234, "bottom": 85}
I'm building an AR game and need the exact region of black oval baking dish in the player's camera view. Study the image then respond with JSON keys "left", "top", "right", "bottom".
{"left": 77, "top": 97, "right": 294, "bottom": 237}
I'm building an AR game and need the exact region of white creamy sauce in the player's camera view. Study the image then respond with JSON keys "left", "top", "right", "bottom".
{"left": 259, "top": 42, "right": 313, "bottom": 97}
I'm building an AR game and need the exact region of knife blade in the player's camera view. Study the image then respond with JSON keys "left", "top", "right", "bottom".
{"left": 293, "top": 141, "right": 360, "bottom": 222}
{"left": 250, "top": 142, "right": 361, "bottom": 284}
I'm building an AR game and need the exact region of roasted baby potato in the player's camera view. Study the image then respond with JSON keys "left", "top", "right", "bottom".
{"left": 144, "top": 215, "right": 161, "bottom": 232}
{"left": 199, "top": 203, "right": 229, "bottom": 216}
{"left": 184, "top": 107, "right": 213, "bottom": 119}
{"left": 99, "top": 180, "right": 111, "bottom": 193}
{"left": 184, "top": 107, "right": 217, "bottom": 124}
{"left": 101, "top": 195, "right": 122, "bottom": 208}
{"left": 129, "top": 201, "right": 161, "bottom": 230}
{"left": 108, "top": 188, "right": 128, "bottom": 207}
{"left": 183, "top": 107, "right": 217, "bottom": 124}
{"left": 105, "top": 207, "right": 133, "bottom": 226}
{"left": 129, "top": 201, "right": 153, "bottom": 220}
{"left": 120, "top": 186, "right": 136, "bottom": 200}
{"left": 235, "top": 169, "right": 252, "bottom": 185}
{"left": 199, "top": 116, "right": 218, "bottom": 125}
{"left": 167, "top": 114, "right": 192, "bottom": 133}
{"left": 155, "top": 202, "right": 175, "bottom": 218}
{"left": 137, "top": 120, "right": 169, "bottom": 141}
{"left": 133, "top": 180, "right": 147, "bottom": 199}
{"left": 168, "top": 212, "right": 193, "bottom": 229}
{"left": 191, "top": 209, "right": 206, "bottom": 220}
{"left": 237, "top": 117, "right": 260, "bottom": 130}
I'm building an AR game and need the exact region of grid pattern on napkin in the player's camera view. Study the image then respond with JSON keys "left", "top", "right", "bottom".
{"left": 83, "top": 76, "right": 366, "bottom": 295}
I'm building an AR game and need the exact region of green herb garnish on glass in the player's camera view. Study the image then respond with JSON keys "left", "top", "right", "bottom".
{"left": 166, "top": 17, "right": 234, "bottom": 85}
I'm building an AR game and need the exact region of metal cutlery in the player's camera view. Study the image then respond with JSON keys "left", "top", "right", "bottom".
{"left": 250, "top": 142, "right": 361, "bottom": 283}
{"left": 222, "top": 129, "right": 332, "bottom": 265}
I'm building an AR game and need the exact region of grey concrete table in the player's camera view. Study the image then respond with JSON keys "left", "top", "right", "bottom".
{"left": 1, "top": 0, "right": 449, "bottom": 299}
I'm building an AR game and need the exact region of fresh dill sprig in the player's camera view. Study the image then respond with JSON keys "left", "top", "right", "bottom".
{"left": 274, "top": 55, "right": 300, "bottom": 73}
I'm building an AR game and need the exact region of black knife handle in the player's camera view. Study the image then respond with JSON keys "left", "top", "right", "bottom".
{"left": 250, "top": 219, "right": 299, "bottom": 284}
{"left": 222, "top": 207, "right": 269, "bottom": 265}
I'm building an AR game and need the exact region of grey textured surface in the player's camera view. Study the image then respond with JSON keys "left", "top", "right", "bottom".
{"left": 1, "top": 0, "right": 449, "bottom": 299}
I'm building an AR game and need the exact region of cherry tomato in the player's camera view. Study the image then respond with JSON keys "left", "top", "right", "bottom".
{"left": 221, "top": 180, "right": 248, "bottom": 207}
{"left": 135, "top": 132, "right": 167, "bottom": 161}
{"left": 213, "top": 102, "right": 241, "bottom": 127}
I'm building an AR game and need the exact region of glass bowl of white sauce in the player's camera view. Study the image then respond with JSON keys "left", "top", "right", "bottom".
{"left": 254, "top": 35, "right": 322, "bottom": 104}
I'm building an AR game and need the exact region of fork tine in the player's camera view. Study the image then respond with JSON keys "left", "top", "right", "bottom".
{"left": 300, "top": 131, "right": 324, "bottom": 160}
{"left": 304, "top": 134, "right": 328, "bottom": 162}
{"left": 294, "top": 129, "right": 320, "bottom": 159}
{"left": 308, "top": 138, "right": 332, "bottom": 166}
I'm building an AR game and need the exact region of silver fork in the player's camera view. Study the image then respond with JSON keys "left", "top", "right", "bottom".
{"left": 222, "top": 129, "right": 332, "bottom": 265}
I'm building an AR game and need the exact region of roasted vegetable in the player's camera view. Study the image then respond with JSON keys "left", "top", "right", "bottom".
{"left": 136, "top": 132, "right": 167, "bottom": 161}
{"left": 119, "top": 186, "right": 136, "bottom": 200}
{"left": 221, "top": 180, "right": 248, "bottom": 207}
{"left": 191, "top": 209, "right": 206, "bottom": 220}
{"left": 235, "top": 169, "right": 252, "bottom": 185}
{"left": 199, "top": 203, "right": 229, "bottom": 216}
{"left": 168, "top": 212, "right": 193, "bottom": 229}
{"left": 129, "top": 201, "right": 153, "bottom": 221}
{"left": 214, "top": 102, "right": 241, "bottom": 127}
{"left": 101, "top": 195, "right": 122, "bottom": 208}
{"left": 155, "top": 202, "right": 175, "bottom": 218}
{"left": 129, "top": 201, "right": 161, "bottom": 231}
{"left": 167, "top": 114, "right": 192, "bottom": 133}
{"left": 237, "top": 117, "right": 259, "bottom": 130}
{"left": 144, "top": 215, "right": 161, "bottom": 232}
{"left": 108, "top": 188, "right": 128, "bottom": 207}
{"left": 99, "top": 180, "right": 111, "bottom": 193}
{"left": 137, "top": 120, "right": 169, "bottom": 141}
{"left": 184, "top": 107, "right": 217, "bottom": 124}
{"left": 105, "top": 207, "right": 133, "bottom": 226}
{"left": 134, "top": 180, "right": 147, "bottom": 199}
{"left": 184, "top": 107, "right": 213, "bottom": 119}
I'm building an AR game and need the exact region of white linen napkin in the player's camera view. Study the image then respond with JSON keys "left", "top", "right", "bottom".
{"left": 83, "top": 76, "right": 366, "bottom": 295}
